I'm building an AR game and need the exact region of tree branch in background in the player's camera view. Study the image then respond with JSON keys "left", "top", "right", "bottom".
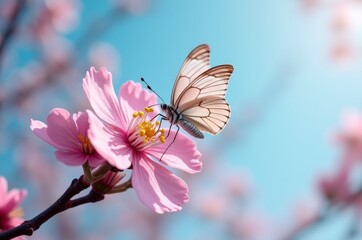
{"left": 0, "top": 0, "right": 26, "bottom": 76}
{"left": 0, "top": 5, "right": 127, "bottom": 110}
{"left": 281, "top": 186, "right": 362, "bottom": 240}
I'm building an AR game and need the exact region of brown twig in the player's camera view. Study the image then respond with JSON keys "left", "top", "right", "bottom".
{"left": 0, "top": 6, "right": 127, "bottom": 110}
{"left": 281, "top": 187, "right": 362, "bottom": 240}
{"left": 0, "top": 0, "right": 27, "bottom": 76}
{"left": 0, "top": 176, "right": 104, "bottom": 240}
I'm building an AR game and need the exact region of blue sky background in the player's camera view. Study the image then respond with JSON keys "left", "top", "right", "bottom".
{"left": 2, "top": 0, "right": 362, "bottom": 239}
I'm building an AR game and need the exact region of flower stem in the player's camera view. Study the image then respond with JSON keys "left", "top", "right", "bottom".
{"left": 108, "top": 178, "right": 132, "bottom": 194}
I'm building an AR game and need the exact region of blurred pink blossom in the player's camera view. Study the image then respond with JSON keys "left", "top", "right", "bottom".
{"left": 334, "top": 109, "right": 362, "bottom": 155}
{"left": 329, "top": 41, "right": 356, "bottom": 66}
{"left": 223, "top": 171, "right": 251, "bottom": 198}
{"left": 195, "top": 193, "right": 227, "bottom": 219}
{"left": 83, "top": 67, "right": 202, "bottom": 213}
{"left": 30, "top": 108, "right": 105, "bottom": 167}
{"left": 301, "top": 0, "right": 321, "bottom": 11}
{"left": 229, "top": 213, "right": 267, "bottom": 239}
{"left": 113, "top": 0, "right": 150, "bottom": 14}
{"left": 317, "top": 171, "right": 350, "bottom": 203}
{"left": 0, "top": 176, "right": 27, "bottom": 240}
{"left": 291, "top": 200, "right": 320, "bottom": 227}
{"left": 89, "top": 42, "right": 121, "bottom": 75}
{"left": 30, "top": 0, "right": 79, "bottom": 46}
{"left": 44, "top": 0, "right": 80, "bottom": 33}
{"left": 331, "top": 2, "right": 362, "bottom": 33}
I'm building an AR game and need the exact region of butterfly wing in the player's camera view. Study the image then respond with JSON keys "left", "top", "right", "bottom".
{"left": 171, "top": 44, "right": 210, "bottom": 106}
{"left": 178, "top": 96, "right": 230, "bottom": 135}
{"left": 175, "top": 64, "right": 234, "bottom": 107}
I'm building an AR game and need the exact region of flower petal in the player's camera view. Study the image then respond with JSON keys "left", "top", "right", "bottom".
{"left": 73, "top": 111, "right": 89, "bottom": 137}
{"left": 146, "top": 130, "right": 202, "bottom": 173}
{"left": 132, "top": 154, "right": 189, "bottom": 214}
{"left": 87, "top": 110, "right": 132, "bottom": 170}
{"left": 87, "top": 154, "right": 106, "bottom": 168}
{"left": 1, "top": 189, "right": 27, "bottom": 216}
{"left": 0, "top": 177, "right": 8, "bottom": 208}
{"left": 5, "top": 217, "right": 25, "bottom": 231}
{"left": 46, "top": 108, "right": 79, "bottom": 152}
{"left": 54, "top": 150, "right": 88, "bottom": 166}
{"left": 118, "top": 81, "right": 159, "bottom": 124}
{"left": 30, "top": 119, "right": 62, "bottom": 149}
{"left": 83, "top": 67, "right": 126, "bottom": 127}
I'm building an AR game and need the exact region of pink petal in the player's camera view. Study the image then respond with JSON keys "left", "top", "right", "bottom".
{"left": 87, "top": 110, "right": 132, "bottom": 170}
{"left": 87, "top": 153, "right": 106, "bottom": 168}
{"left": 83, "top": 67, "right": 126, "bottom": 127}
{"left": 1, "top": 189, "right": 27, "bottom": 215}
{"left": 46, "top": 108, "right": 79, "bottom": 152}
{"left": 73, "top": 111, "right": 89, "bottom": 137}
{"left": 132, "top": 154, "right": 189, "bottom": 214}
{"left": 55, "top": 150, "right": 88, "bottom": 166}
{"left": 146, "top": 130, "right": 202, "bottom": 173}
{"left": 5, "top": 217, "right": 25, "bottom": 230}
{"left": 0, "top": 177, "right": 8, "bottom": 207}
{"left": 118, "top": 81, "right": 159, "bottom": 124}
{"left": 30, "top": 119, "right": 62, "bottom": 149}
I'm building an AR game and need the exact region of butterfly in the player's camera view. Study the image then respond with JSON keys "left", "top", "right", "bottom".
{"left": 156, "top": 44, "right": 234, "bottom": 140}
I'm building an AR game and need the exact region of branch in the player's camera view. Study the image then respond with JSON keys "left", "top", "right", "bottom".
{"left": 281, "top": 187, "right": 362, "bottom": 240}
{"left": 0, "top": 176, "right": 104, "bottom": 240}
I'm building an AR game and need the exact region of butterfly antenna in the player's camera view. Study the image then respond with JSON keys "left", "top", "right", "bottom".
{"left": 141, "top": 77, "right": 166, "bottom": 104}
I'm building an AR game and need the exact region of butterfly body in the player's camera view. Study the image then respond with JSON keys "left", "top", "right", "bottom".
{"left": 161, "top": 103, "right": 204, "bottom": 138}
{"left": 160, "top": 44, "right": 233, "bottom": 140}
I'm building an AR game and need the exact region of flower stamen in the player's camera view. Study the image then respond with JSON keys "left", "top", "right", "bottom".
{"left": 128, "top": 107, "right": 165, "bottom": 151}
{"left": 78, "top": 134, "right": 95, "bottom": 155}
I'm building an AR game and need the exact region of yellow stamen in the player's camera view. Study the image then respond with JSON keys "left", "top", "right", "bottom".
{"left": 145, "top": 107, "right": 154, "bottom": 113}
{"left": 78, "top": 134, "right": 94, "bottom": 155}
{"left": 9, "top": 208, "right": 24, "bottom": 218}
{"left": 129, "top": 109, "right": 165, "bottom": 148}
{"left": 139, "top": 129, "right": 146, "bottom": 136}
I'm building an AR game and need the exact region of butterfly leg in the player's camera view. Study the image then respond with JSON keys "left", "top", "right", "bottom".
{"left": 160, "top": 125, "right": 180, "bottom": 161}
{"left": 150, "top": 113, "right": 165, "bottom": 121}
{"left": 165, "top": 121, "right": 173, "bottom": 138}
{"left": 148, "top": 113, "right": 169, "bottom": 135}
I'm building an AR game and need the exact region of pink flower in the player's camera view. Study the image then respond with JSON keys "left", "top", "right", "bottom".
{"left": 83, "top": 67, "right": 202, "bottom": 213}
{"left": 0, "top": 176, "right": 27, "bottom": 239}
{"left": 30, "top": 108, "right": 105, "bottom": 167}
{"left": 334, "top": 109, "right": 362, "bottom": 153}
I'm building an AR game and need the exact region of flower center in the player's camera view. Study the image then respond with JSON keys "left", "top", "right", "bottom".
{"left": 78, "top": 134, "right": 95, "bottom": 155}
{"left": 8, "top": 207, "right": 24, "bottom": 219}
{"left": 127, "top": 107, "right": 165, "bottom": 151}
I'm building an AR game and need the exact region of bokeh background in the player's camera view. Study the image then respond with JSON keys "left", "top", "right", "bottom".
{"left": 2, "top": 0, "right": 362, "bottom": 239}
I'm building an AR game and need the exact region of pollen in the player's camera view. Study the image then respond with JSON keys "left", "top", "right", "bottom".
{"left": 128, "top": 107, "right": 165, "bottom": 151}
{"left": 78, "top": 134, "right": 95, "bottom": 155}
{"left": 138, "top": 120, "right": 158, "bottom": 141}
{"left": 9, "top": 207, "right": 24, "bottom": 218}
{"left": 145, "top": 107, "right": 154, "bottom": 113}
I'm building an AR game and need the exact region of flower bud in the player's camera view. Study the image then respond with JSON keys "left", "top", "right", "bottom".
{"left": 91, "top": 171, "right": 125, "bottom": 194}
